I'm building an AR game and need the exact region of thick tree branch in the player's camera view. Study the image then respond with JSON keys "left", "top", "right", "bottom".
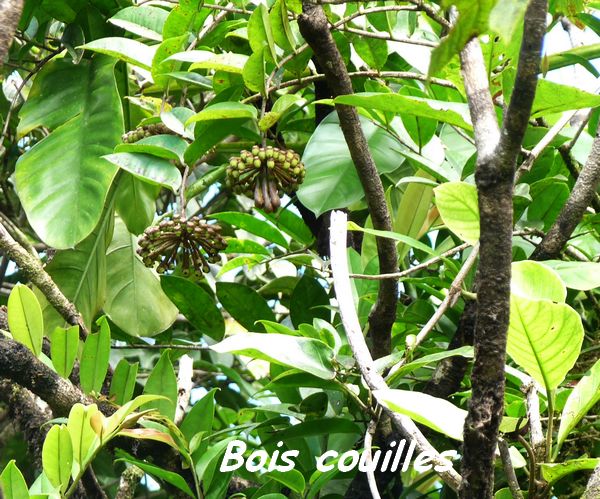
{"left": 583, "top": 463, "right": 600, "bottom": 499}
{"left": 531, "top": 132, "right": 600, "bottom": 260}
{"left": 329, "top": 210, "right": 462, "bottom": 491}
{"left": 458, "top": 1, "right": 547, "bottom": 497}
{"left": 0, "top": 334, "right": 94, "bottom": 416}
{"left": 0, "top": 0, "right": 23, "bottom": 64}
{"left": 0, "top": 222, "right": 88, "bottom": 336}
{"left": 298, "top": 1, "right": 398, "bottom": 358}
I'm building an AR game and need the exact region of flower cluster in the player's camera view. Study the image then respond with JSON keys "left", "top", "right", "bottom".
{"left": 137, "top": 215, "right": 227, "bottom": 277}
{"left": 226, "top": 145, "right": 305, "bottom": 212}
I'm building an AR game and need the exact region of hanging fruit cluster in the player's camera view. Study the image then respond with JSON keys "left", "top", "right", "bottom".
{"left": 137, "top": 215, "right": 227, "bottom": 277}
{"left": 226, "top": 145, "right": 306, "bottom": 212}
{"left": 122, "top": 123, "right": 173, "bottom": 143}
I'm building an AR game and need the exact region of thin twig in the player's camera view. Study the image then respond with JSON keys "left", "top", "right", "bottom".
{"left": 364, "top": 418, "right": 382, "bottom": 499}
{"left": 329, "top": 210, "right": 462, "bottom": 490}
{"left": 385, "top": 244, "right": 479, "bottom": 381}
{"left": 498, "top": 438, "right": 524, "bottom": 499}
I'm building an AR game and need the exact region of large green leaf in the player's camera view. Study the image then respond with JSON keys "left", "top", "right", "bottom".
{"left": 67, "top": 403, "right": 101, "bottom": 478}
{"left": 555, "top": 359, "right": 600, "bottom": 455}
{"left": 334, "top": 93, "right": 472, "bottom": 130}
{"left": 209, "top": 212, "right": 288, "bottom": 248}
{"left": 507, "top": 295, "right": 584, "bottom": 391}
{"left": 37, "top": 206, "right": 113, "bottom": 333}
{"left": 115, "top": 173, "right": 159, "bottom": 235}
{"left": 42, "top": 425, "right": 73, "bottom": 492}
{"left": 375, "top": 389, "right": 467, "bottom": 440}
{"left": 80, "top": 317, "right": 111, "bottom": 394}
{"left": 297, "top": 112, "right": 408, "bottom": 216}
{"left": 16, "top": 57, "right": 123, "bottom": 249}
{"left": 109, "top": 6, "right": 168, "bottom": 41}
{"left": 531, "top": 79, "right": 600, "bottom": 118}
{"left": 541, "top": 459, "right": 600, "bottom": 485}
{"left": 79, "top": 38, "right": 156, "bottom": 70}
{"left": 0, "top": 461, "right": 29, "bottom": 499}
{"left": 109, "top": 359, "right": 139, "bottom": 406}
{"left": 161, "top": 276, "right": 224, "bottom": 341}
{"left": 50, "top": 325, "right": 79, "bottom": 378}
{"left": 434, "top": 181, "right": 480, "bottom": 244}
{"left": 511, "top": 261, "right": 566, "bottom": 303}
{"left": 105, "top": 219, "right": 178, "bottom": 337}
{"left": 7, "top": 284, "right": 43, "bottom": 357}
{"left": 104, "top": 152, "right": 182, "bottom": 192}
{"left": 540, "top": 261, "right": 600, "bottom": 291}
{"left": 211, "top": 333, "right": 335, "bottom": 380}
{"left": 290, "top": 275, "right": 330, "bottom": 327}
{"left": 142, "top": 350, "right": 178, "bottom": 419}
{"left": 216, "top": 282, "right": 275, "bottom": 332}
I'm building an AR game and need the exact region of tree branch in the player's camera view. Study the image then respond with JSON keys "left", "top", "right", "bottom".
{"left": 329, "top": 210, "right": 462, "bottom": 491}
{"left": 583, "top": 463, "right": 600, "bottom": 499}
{"left": 0, "top": 0, "right": 23, "bottom": 64}
{"left": 0, "top": 222, "right": 88, "bottom": 336}
{"left": 531, "top": 132, "right": 600, "bottom": 260}
{"left": 298, "top": 0, "right": 398, "bottom": 358}
{"left": 458, "top": 1, "right": 547, "bottom": 496}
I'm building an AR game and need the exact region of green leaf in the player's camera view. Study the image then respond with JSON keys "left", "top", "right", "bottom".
{"left": 42, "top": 425, "right": 73, "bottom": 491}
{"left": 115, "top": 450, "right": 195, "bottom": 497}
{"left": 222, "top": 238, "right": 270, "bottom": 256}
{"left": 79, "top": 37, "right": 156, "bottom": 70}
{"left": 555, "top": 358, "right": 600, "bottom": 455}
{"left": 103, "top": 152, "right": 181, "bottom": 192}
{"left": 242, "top": 48, "right": 266, "bottom": 93}
{"left": 50, "top": 326, "right": 79, "bottom": 378}
{"left": 297, "top": 112, "right": 408, "bottom": 216}
{"left": 247, "top": 3, "right": 277, "bottom": 61}
{"left": 260, "top": 208, "right": 315, "bottom": 246}
{"left": 264, "top": 417, "right": 361, "bottom": 443}
{"left": 270, "top": 0, "right": 295, "bottom": 51}
{"left": 434, "top": 181, "right": 480, "bottom": 244}
{"left": 161, "top": 276, "right": 224, "bottom": 341}
{"left": 352, "top": 37, "right": 388, "bottom": 70}
{"left": 109, "top": 6, "right": 168, "bottom": 41}
{"left": 265, "top": 469, "right": 306, "bottom": 494}
{"left": 531, "top": 79, "right": 600, "bottom": 118}
{"left": 209, "top": 212, "right": 288, "bottom": 248}
{"left": 511, "top": 261, "right": 566, "bottom": 303}
{"left": 375, "top": 389, "right": 467, "bottom": 440}
{"left": 7, "top": 284, "right": 43, "bottom": 357}
{"left": 540, "top": 261, "right": 600, "bottom": 291}
{"left": 348, "top": 221, "right": 437, "bottom": 256}
{"left": 142, "top": 350, "right": 178, "bottom": 419}
{"left": 151, "top": 34, "right": 187, "bottom": 88}
{"left": 547, "top": 43, "right": 600, "bottom": 72}
{"left": 489, "top": 0, "right": 528, "bottom": 42}
{"left": 169, "top": 50, "right": 248, "bottom": 73}
{"left": 80, "top": 318, "right": 111, "bottom": 394}
{"left": 507, "top": 295, "right": 584, "bottom": 391}
{"left": 211, "top": 332, "right": 335, "bottom": 380}
{"left": 186, "top": 102, "right": 258, "bottom": 125}
{"left": 180, "top": 389, "right": 217, "bottom": 442}
{"left": 67, "top": 403, "right": 101, "bottom": 478}
{"left": 115, "top": 134, "right": 188, "bottom": 162}
{"left": 38, "top": 207, "right": 112, "bottom": 333}
{"left": 115, "top": 173, "right": 159, "bottom": 235}
{"left": 290, "top": 275, "right": 330, "bottom": 327}
{"left": 0, "top": 461, "right": 30, "bottom": 499}
{"left": 216, "top": 282, "right": 275, "bottom": 332}
{"left": 15, "top": 57, "right": 122, "bottom": 248}
{"left": 109, "top": 359, "right": 139, "bottom": 406}
{"left": 105, "top": 218, "right": 178, "bottom": 337}
{"left": 429, "top": 0, "right": 495, "bottom": 76}
{"left": 163, "top": 0, "right": 208, "bottom": 39}
{"left": 386, "top": 347, "right": 474, "bottom": 387}
{"left": 541, "top": 458, "right": 600, "bottom": 485}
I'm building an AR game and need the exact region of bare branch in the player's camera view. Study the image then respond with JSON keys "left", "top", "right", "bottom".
{"left": 174, "top": 354, "right": 193, "bottom": 425}
{"left": 329, "top": 210, "right": 462, "bottom": 491}
{"left": 0, "top": 0, "right": 23, "bottom": 65}
{"left": 498, "top": 438, "right": 524, "bottom": 499}
{"left": 364, "top": 419, "right": 382, "bottom": 499}
{"left": 531, "top": 132, "right": 600, "bottom": 260}
{"left": 459, "top": 1, "right": 547, "bottom": 496}
{"left": 0, "top": 222, "right": 88, "bottom": 336}
{"left": 298, "top": 1, "right": 398, "bottom": 358}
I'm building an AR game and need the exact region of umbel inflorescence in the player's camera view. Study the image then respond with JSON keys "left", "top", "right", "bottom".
{"left": 137, "top": 215, "right": 227, "bottom": 277}
{"left": 226, "top": 145, "right": 305, "bottom": 212}
{"left": 122, "top": 123, "right": 173, "bottom": 143}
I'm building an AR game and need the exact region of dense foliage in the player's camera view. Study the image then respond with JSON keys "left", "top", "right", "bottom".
{"left": 0, "top": 0, "right": 599, "bottom": 498}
